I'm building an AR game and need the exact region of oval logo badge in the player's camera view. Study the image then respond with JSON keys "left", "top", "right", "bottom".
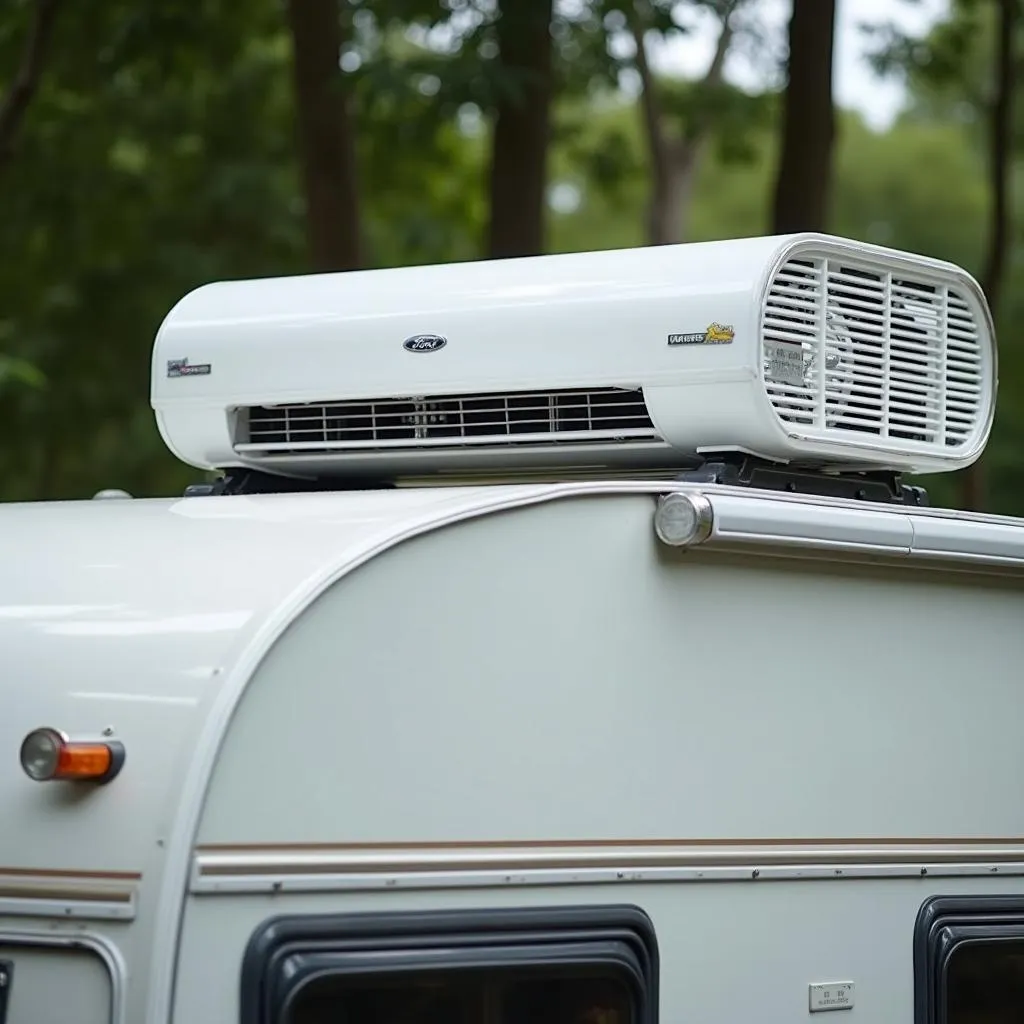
{"left": 403, "top": 334, "right": 447, "bottom": 353}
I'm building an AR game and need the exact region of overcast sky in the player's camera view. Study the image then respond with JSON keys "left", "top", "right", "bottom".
{"left": 650, "top": 0, "right": 949, "bottom": 130}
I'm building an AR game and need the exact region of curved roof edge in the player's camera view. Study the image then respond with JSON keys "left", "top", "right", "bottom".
{"left": 54, "top": 479, "right": 1009, "bottom": 1023}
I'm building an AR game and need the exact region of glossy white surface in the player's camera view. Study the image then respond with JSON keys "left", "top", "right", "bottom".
{"left": 151, "top": 233, "right": 994, "bottom": 477}
{"left": 152, "top": 237, "right": 782, "bottom": 405}
{"left": 0, "top": 486, "right": 505, "bottom": 877}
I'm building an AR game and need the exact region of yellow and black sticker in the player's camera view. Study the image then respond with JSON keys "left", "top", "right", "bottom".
{"left": 668, "top": 323, "right": 735, "bottom": 346}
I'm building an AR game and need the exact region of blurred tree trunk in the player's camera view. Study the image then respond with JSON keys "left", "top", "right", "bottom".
{"left": 770, "top": 0, "right": 836, "bottom": 232}
{"left": 961, "top": 0, "right": 1018, "bottom": 512}
{"left": 485, "top": 0, "right": 554, "bottom": 258}
{"left": 631, "top": 0, "right": 738, "bottom": 245}
{"left": 286, "top": 0, "right": 362, "bottom": 271}
{"left": 0, "top": 0, "right": 62, "bottom": 169}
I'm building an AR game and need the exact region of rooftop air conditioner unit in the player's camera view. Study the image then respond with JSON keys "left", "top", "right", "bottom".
{"left": 151, "top": 232, "right": 997, "bottom": 481}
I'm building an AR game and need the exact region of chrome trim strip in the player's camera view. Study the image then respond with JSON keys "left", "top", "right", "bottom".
{"left": 0, "top": 876, "right": 136, "bottom": 921}
{"left": 190, "top": 842, "right": 1024, "bottom": 895}
{"left": 0, "top": 898, "right": 134, "bottom": 921}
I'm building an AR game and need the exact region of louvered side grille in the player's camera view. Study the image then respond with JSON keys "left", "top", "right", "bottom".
{"left": 761, "top": 256, "right": 986, "bottom": 450}
{"left": 236, "top": 387, "right": 659, "bottom": 454}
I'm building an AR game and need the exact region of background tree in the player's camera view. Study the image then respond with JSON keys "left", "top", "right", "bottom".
{"left": 868, "top": 0, "right": 1023, "bottom": 510}
{"left": 485, "top": 0, "right": 555, "bottom": 257}
{"left": 0, "top": 0, "right": 62, "bottom": 168}
{"left": 286, "top": 0, "right": 362, "bottom": 271}
{"left": 628, "top": 0, "right": 743, "bottom": 244}
{"left": 771, "top": 0, "right": 837, "bottom": 231}
{"left": 968, "top": 0, "right": 1019, "bottom": 510}
{"left": 559, "top": 0, "right": 768, "bottom": 246}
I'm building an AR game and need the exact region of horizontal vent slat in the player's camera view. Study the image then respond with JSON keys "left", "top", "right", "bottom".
{"left": 765, "top": 288, "right": 820, "bottom": 308}
{"left": 237, "top": 387, "right": 660, "bottom": 455}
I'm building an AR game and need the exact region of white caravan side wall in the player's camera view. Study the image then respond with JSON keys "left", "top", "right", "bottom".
{"left": 0, "top": 485, "right": 541, "bottom": 1024}
{"left": 178, "top": 494, "right": 1024, "bottom": 1024}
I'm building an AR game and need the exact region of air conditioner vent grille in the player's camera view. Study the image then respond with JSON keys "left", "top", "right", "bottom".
{"left": 236, "top": 387, "right": 659, "bottom": 454}
{"left": 762, "top": 255, "right": 987, "bottom": 452}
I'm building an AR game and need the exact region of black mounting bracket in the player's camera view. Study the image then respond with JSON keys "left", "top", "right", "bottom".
{"left": 674, "top": 455, "right": 929, "bottom": 506}
{"left": 183, "top": 468, "right": 395, "bottom": 498}
{"left": 183, "top": 457, "right": 928, "bottom": 507}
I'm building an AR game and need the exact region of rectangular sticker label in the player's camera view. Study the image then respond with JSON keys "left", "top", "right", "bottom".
{"left": 809, "top": 982, "right": 854, "bottom": 1012}
{"left": 765, "top": 339, "right": 806, "bottom": 387}
{"left": 668, "top": 323, "right": 735, "bottom": 346}
{"left": 167, "top": 358, "right": 212, "bottom": 378}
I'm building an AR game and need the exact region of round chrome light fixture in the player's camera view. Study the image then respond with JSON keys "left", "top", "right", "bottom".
{"left": 654, "top": 492, "right": 714, "bottom": 547}
{"left": 19, "top": 727, "right": 65, "bottom": 781}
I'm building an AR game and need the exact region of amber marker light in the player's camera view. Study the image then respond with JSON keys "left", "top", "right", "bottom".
{"left": 19, "top": 728, "right": 125, "bottom": 784}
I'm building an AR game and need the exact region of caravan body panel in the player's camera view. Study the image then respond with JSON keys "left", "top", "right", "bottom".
{"left": 1, "top": 484, "right": 1022, "bottom": 1023}
{"left": 0, "top": 485, "right": 572, "bottom": 1023}
{"left": 184, "top": 492, "right": 1024, "bottom": 1024}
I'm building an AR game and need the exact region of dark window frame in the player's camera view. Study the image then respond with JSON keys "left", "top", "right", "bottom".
{"left": 241, "top": 904, "right": 659, "bottom": 1024}
{"left": 915, "top": 895, "right": 1024, "bottom": 1024}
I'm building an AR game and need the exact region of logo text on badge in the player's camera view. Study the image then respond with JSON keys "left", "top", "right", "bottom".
{"left": 403, "top": 334, "right": 447, "bottom": 353}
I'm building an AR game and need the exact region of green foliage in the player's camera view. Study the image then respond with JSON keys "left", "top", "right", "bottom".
{"left": 1, "top": 0, "right": 1022, "bottom": 515}
{"left": 858, "top": 0, "right": 1024, "bottom": 510}
{"left": 0, "top": 0, "right": 486, "bottom": 499}
{"left": 0, "top": 355, "right": 45, "bottom": 391}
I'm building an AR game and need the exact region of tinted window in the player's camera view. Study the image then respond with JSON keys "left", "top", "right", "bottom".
{"left": 242, "top": 905, "right": 657, "bottom": 1024}
{"left": 947, "top": 939, "right": 1024, "bottom": 1024}
{"left": 288, "top": 968, "right": 632, "bottom": 1024}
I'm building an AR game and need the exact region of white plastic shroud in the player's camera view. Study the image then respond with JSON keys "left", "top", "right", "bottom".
{"left": 150, "top": 232, "right": 996, "bottom": 480}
